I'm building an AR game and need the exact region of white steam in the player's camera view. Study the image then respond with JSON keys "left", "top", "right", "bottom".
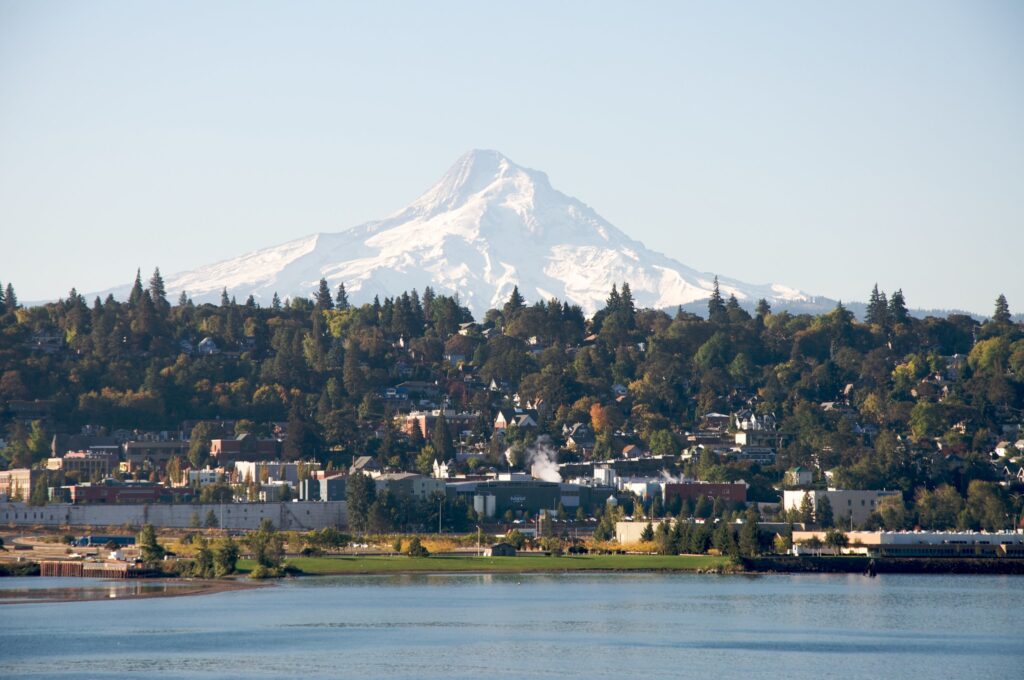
{"left": 526, "top": 436, "right": 562, "bottom": 483}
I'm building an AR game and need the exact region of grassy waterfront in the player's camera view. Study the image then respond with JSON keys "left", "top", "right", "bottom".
{"left": 238, "top": 553, "right": 733, "bottom": 576}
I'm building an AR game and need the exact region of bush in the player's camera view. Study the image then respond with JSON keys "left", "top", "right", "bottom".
{"left": 406, "top": 537, "right": 429, "bottom": 557}
{"left": 250, "top": 564, "right": 283, "bottom": 579}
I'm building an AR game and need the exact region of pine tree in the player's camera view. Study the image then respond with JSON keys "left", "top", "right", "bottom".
{"left": 177, "top": 291, "right": 188, "bottom": 307}
{"left": 315, "top": 278, "right": 334, "bottom": 310}
{"left": 137, "top": 524, "right": 165, "bottom": 564}
{"left": 993, "top": 294, "right": 1011, "bottom": 324}
{"left": 220, "top": 288, "right": 230, "bottom": 307}
{"left": 866, "top": 284, "right": 889, "bottom": 327}
{"left": 148, "top": 268, "right": 169, "bottom": 315}
{"left": 605, "top": 283, "right": 621, "bottom": 313}
{"left": 271, "top": 292, "right": 282, "bottom": 310}
{"left": 128, "top": 269, "right": 144, "bottom": 307}
{"left": 707, "top": 276, "right": 726, "bottom": 322}
{"left": 503, "top": 285, "right": 525, "bottom": 320}
{"left": 335, "top": 283, "right": 350, "bottom": 310}
{"left": 888, "top": 288, "right": 909, "bottom": 326}
{"left": 432, "top": 412, "right": 456, "bottom": 461}
{"left": 618, "top": 282, "right": 637, "bottom": 329}
{"left": 816, "top": 496, "right": 834, "bottom": 528}
{"left": 755, "top": 298, "right": 771, "bottom": 318}
{"left": 799, "top": 492, "right": 815, "bottom": 524}
{"left": 3, "top": 283, "right": 15, "bottom": 311}
{"left": 738, "top": 506, "right": 760, "bottom": 557}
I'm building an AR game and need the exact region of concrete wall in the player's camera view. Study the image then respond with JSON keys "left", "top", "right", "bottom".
{"left": 1, "top": 501, "right": 347, "bottom": 531}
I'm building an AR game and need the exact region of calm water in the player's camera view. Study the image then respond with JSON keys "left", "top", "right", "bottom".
{"left": 1, "top": 573, "right": 1021, "bottom": 679}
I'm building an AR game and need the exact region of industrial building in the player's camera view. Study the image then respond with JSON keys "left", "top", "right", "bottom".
{"left": 448, "top": 474, "right": 616, "bottom": 518}
{"left": 792, "top": 530, "right": 1024, "bottom": 558}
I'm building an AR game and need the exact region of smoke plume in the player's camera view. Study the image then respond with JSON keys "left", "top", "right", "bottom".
{"left": 526, "top": 436, "right": 562, "bottom": 483}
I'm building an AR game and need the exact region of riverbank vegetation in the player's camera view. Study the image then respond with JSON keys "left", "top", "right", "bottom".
{"left": 236, "top": 553, "right": 734, "bottom": 576}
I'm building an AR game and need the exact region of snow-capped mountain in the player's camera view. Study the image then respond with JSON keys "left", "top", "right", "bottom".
{"left": 106, "top": 149, "right": 823, "bottom": 318}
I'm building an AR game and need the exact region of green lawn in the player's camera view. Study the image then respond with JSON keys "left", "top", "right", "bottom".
{"left": 237, "top": 553, "right": 732, "bottom": 576}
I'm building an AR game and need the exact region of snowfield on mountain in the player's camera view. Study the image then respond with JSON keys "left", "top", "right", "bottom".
{"left": 105, "top": 149, "right": 819, "bottom": 318}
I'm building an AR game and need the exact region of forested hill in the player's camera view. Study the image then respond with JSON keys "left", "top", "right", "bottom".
{"left": 0, "top": 272, "right": 1021, "bottom": 511}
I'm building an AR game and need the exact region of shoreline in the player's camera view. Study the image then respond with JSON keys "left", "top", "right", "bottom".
{"left": 0, "top": 577, "right": 267, "bottom": 605}
{"left": 4, "top": 554, "right": 1023, "bottom": 604}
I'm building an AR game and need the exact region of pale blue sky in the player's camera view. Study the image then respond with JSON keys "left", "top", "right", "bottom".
{"left": 1, "top": 1, "right": 1022, "bottom": 312}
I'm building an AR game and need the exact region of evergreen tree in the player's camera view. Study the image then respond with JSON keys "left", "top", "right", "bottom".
{"left": 620, "top": 282, "right": 635, "bottom": 314}
{"left": 618, "top": 282, "right": 637, "bottom": 329}
{"left": 271, "top": 292, "right": 282, "bottom": 310}
{"left": 4, "top": 282, "right": 17, "bottom": 310}
{"left": 177, "top": 291, "right": 188, "bottom": 307}
{"left": 707, "top": 276, "right": 726, "bottom": 322}
{"left": 503, "top": 285, "right": 525, "bottom": 320}
{"left": 888, "top": 288, "right": 909, "bottom": 326}
{"left": 148, "top": 268, "right": 169, "bottom": 315}
{"left": 738, "top": 506, "right": 760, "bottom": 557}
{"left": 816, "top": 495, "right": 834, "bottom": 528}
{"left": 432, "top": 412, "right": 456, "bottom": 461}
{"left": 866, "top": 284, "right": 889, "bottom": 326}
{"left": 799, "top": 492, "right": 815, "bottom": 524}
{"left": 605, "top": 283, "right": 621, "bottom": 313}
{"left": 138, "top": 524, "right": 165, "bottom": 564}
{"left": 346, "top": 472, "right": 376, "bottom": 533}
{"left": 406, "top": 536, "right": 429, "bottom": 557}
{"left": 0, "top": 281, "right": 5, "bottom": 308}
{"left": 128, "top": 269, "right": 144, "bottom": 307}
{"left": 755, "top": 298, "right": 771, "bottom": 318}
{"left": 220, "top": 288, "right": 231, "bottom": 307}
{"left": 335, "top": 283, "right": 350, "bottom": 310}
{"left": 315, "top": 278, "right": 334, "bottom": 310}
{"left": 640, "top": 521, "right": 655, "bottom": 542}
{"left": 993, "top": 294, "right": 1011, "bottom": 324}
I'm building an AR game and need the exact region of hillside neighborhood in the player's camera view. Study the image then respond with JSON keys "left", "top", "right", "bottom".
{"left": 1, "top": 275, "right": 1022, "bottom": 573}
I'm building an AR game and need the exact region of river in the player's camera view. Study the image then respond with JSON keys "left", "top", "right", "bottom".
{"left": 1, "top": 573, "right": 1021, "bottom": 679}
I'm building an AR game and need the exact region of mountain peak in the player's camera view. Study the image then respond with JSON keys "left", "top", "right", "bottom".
{"left": 408, "top": 149, "right": 551, "bottom": 218}
{"left": 102, "top": 152, "right": 817, "bottom": 318}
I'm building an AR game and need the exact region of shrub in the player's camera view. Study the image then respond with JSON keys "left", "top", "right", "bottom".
{"left": 406, "top": 537, "right": 429, "bottom": 557}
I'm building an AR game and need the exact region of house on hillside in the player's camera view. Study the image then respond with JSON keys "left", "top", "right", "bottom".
{"left": 197, "top": 337, "right": 220, "bottom": 356}
{"left": 349, "top": 456, "right": 381, "bottom": 477}
{"left": 494, "top": 409, "right": 538, "bottom": 431}
{"left": 785, "top": 467, "right": 814, "bottom": 487}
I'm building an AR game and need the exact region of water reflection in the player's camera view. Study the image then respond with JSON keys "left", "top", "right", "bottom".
{"left": 0, "top": 578, "right": 211, "bottom": 604}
